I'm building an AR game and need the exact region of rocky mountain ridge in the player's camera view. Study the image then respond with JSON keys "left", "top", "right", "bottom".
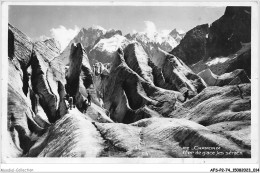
{"left": 170, "top": 7, "right": 251, "bottom": 78}
{"left": 59, "top": 26, "right": 184, "bottom": 68}
{"left": 125, "top": 28, "right": 184, "bottom": 60}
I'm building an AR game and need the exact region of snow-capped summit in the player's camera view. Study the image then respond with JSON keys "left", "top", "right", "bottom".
{"left": 92, "top": 34, "right": 129, "bottom": 54}
{"left": 89, "top": 34, "right": 131, "bottom": 65}
{"left": 125, "top": 28, "right": 184, "bottom": 58}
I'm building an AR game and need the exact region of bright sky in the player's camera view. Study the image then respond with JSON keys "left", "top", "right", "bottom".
{"left": 9, "top": 5, "right": 226, "bottom": 50}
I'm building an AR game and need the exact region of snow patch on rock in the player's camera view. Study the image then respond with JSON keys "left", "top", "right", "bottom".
{"left": 92, "top": 34, "right": 128, "bottom": 54}
{"left": 206, "top": 57, "right": 230, "bottom": 66}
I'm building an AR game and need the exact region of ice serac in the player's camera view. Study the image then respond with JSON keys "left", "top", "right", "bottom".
{"left": 198, "top": 68, "right": 250, "bottom": 86}
{"left": 149, "top": 47, "right": 207, "bottom": 94}
{"left": 55, "top": 43, "right": 93, "bottom": 89}
{"left": 31, "top": 39, "right": 64, "bottom": 123}
{"left": 101, "top": 48, "right": 177, "bottom": 123}
{"left": 65, "top": 43, "right": 85, "bottom": 108}
{"left": 7, "top": 24, "right": 70, "bottom": 158}
{"left": 43, "top": 38, "right": 61, "bottom": 54}
{"left": 8, "top": 65, "right": 44, "bottom": 157}
{"left": 124, "top": 42, "right": 154, "bottom": 84}
{"left": 170, "top": 24, "right": 209, "bottom": 65}
{"left": 30, "top": 90, "right": 51, "bottom": 128}
{"left": 81, "top": 54, "right": 94, "bottom": 89}
{"left": 89, "top": 34, "right": 131, "bottom": 66}
{"left": 61, "top": 42, "right": 93, "bottom": 112}
{"left": 92, "top": 62, "right": 110, "bottom": 105}
{"left": 7, "top": 24, "right": 45, "bottom": 157}
{"left": 149, "top": 47, "right": 167, "bottom": 68}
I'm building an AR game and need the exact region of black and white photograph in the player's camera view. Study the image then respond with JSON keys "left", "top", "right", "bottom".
{"left": 1, "top": 1, "right": 259, "bottom": 172}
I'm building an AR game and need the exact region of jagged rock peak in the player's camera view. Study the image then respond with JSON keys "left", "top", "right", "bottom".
{"left": 78, "top": 26, "right": 122, "bottom": 37}
{"left": 170, "top": 24, "right": 209, "bottom": 65}
{"left": 169, "top": 28, "right": 185, "bottom": 38}
{"left": 224, "top": 6, "right": 251, "bottom": 17}
{"left": 61, "top": 26, "right": 123, "bottom": 58}
{"left": 169, "top": 28, "right": 178, "bottom": 36}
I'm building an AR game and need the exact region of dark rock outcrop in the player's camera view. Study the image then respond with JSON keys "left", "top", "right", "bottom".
{"left": 225, "top": 47, "right": 251, "bottom": 77}
{"left": 170, "top": 6, "right": 251, "bottom": 75}
{"left": 207, "top": 7, "right": 251, "bottom": 58}
{"left": 170, "top": 24, "right": 209, "bottom": 65}
{"left": 191, "top": 43, "right": 251, "bottom": 78}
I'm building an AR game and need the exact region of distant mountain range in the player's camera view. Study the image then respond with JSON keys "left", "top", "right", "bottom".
{"left": 57, "top": 26, "right": 185, "bottom": 66}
